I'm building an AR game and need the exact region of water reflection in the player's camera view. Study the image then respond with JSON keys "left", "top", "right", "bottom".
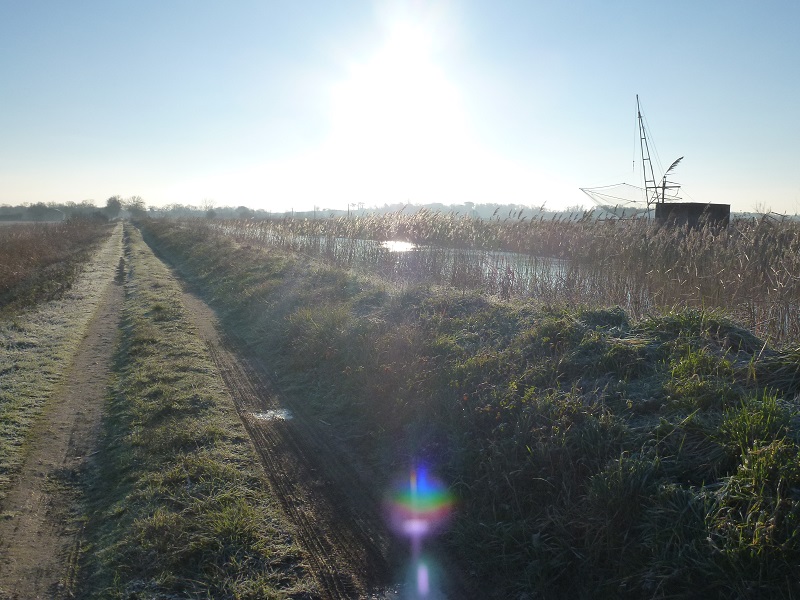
{"left": 381, "top": 240, "right": 418, "bottom": 252}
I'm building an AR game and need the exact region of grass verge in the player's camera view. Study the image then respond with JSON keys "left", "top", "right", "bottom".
{"left": 79, "top": 224, "right": 315, "bottom": 599}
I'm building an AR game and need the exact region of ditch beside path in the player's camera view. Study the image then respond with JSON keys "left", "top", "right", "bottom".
{"left": 179, "top": 289, "right": 403, "bottom": 599}
{"left": 0, "top": 225, "right": 124, "bottom": 600}
{"left": 154, "top": 234, "right": 476, "bottom": 599}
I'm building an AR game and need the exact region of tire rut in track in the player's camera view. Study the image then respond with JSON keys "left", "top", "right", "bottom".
{"left": 182, "top": 292, "right": 402, "bottom": 600}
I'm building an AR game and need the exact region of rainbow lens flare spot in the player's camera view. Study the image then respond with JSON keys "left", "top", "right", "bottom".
{"left": 386, "top": 466, "right": 454, "bottom": 541}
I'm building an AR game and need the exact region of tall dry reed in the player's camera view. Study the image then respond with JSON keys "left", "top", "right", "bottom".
{"left": 0, "top": 219, "right": 110, "bottom": 307}
{"left": 198, "top": 211, "right": 800, "bottom": 344}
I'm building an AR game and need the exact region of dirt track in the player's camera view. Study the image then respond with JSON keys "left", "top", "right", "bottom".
{"left": 0, "top": 226, "right": 123, "bottom": 599}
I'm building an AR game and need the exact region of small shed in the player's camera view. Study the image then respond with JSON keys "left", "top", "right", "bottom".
{"left": 654, "top": 202, "right": 730, "bottom": 228}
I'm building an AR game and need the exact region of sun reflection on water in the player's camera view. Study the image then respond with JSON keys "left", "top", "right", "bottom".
{"left": 381, "top": 240, "right": 418, "bottom": 253}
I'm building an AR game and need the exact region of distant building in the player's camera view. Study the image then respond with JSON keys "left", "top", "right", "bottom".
{"left": 655, "top": 202, "right": 730, "bottom": 228}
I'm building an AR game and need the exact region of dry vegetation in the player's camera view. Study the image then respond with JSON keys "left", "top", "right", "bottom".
{"left": 0, "top": 219, "right": 112, "bottom": 312}
{"left": 209, "top": 210, "right": 800, "bottom": 344}
{"left": 6, "top": 212, "right": 797, "bottom": 597}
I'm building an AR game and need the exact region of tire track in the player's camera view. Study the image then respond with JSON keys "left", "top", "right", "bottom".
{"left": 183, "top": 293, "right": 401, "bottom": 600}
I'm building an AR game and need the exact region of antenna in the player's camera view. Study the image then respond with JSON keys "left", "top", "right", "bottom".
{"left": 579, "top": 97, "right": 686, "bottom": 220}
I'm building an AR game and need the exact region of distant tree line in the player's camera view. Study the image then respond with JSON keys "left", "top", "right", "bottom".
{"left": 0, "top": 195, "right": 676, "bottom": 225}
{"left": 2, "top": 197, "right": 672, "bottom": 224}
{"left": 0, "top": 196, "right": 148, "bottom": 222}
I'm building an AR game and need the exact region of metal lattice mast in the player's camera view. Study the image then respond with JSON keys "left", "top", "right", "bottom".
{"left": 637, "top": 95, "right": 660, "bottom": 213}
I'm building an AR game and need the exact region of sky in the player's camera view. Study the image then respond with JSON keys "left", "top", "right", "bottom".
{"left": 2, "top": 0, "right": 799, "bottom": 214}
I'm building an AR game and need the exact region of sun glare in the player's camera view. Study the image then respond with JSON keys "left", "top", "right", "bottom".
{"left": 323, "top": 19, "right": 470, "bottom": 197}
{"left": 162, "top": 11, "right": 574, "bottom": 211}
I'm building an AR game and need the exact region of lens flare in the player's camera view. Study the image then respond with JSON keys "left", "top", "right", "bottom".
{"left": 386, "top": 465, "right": 453, "bottom": 544}
{"left": 386, "top": 465, "right": 453, "bottom": 598}
{"left": 417, "top": 561, "right": 430, "bottom": 596}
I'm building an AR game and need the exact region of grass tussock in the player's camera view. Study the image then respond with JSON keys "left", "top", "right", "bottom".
{"left": 141, "top": 219, "right": 800, "bottom": 599}
{"left": 81, "top": 224, "right": 314, "bottom": 599}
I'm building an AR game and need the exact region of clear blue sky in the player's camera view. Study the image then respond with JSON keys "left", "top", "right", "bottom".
{"left": 2, "top": 1, "right": 798, "bottom": 213}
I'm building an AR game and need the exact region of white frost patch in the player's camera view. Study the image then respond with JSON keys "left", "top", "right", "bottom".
{"left": 251, "top": 409, "right": 293, "bottom": 421}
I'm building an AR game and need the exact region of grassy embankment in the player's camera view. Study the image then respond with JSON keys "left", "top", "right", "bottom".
{"left": 142, "top": 217, "right": 800, "bottom": 599}
{"left": 0, "top": 222, "right": 118, "bottom": 502}
{"left": 79, "top": 224, "right": 315, "bottom": 599}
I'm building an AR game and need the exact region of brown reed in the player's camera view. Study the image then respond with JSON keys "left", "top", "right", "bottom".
{"left": 200, "top": 210, "right": 800, "bottom": 345}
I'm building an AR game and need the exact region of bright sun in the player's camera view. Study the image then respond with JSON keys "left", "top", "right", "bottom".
{"left": 165, "top": 13, "right": 572, "bottom": 211}
{"left": 318, "top": 19, "right": 475, "bottom": 203}
{"left": 330, "top": 22, "right": 464, "bottom": 157}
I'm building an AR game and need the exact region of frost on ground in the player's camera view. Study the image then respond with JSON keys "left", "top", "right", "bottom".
{"left": 0, "top": 224, "right": 123, "bottom": 499}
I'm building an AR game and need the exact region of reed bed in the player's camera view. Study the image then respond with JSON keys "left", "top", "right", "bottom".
{"left": 201, "top": 210, "right": 800, "bottom": 345}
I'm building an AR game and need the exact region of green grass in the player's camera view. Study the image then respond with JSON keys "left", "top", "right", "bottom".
{"left": 79, "top": 224, "right": 315, "bottom": 599}
{"left": 140, "top": 218, "right": 800, "bottom": 599}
